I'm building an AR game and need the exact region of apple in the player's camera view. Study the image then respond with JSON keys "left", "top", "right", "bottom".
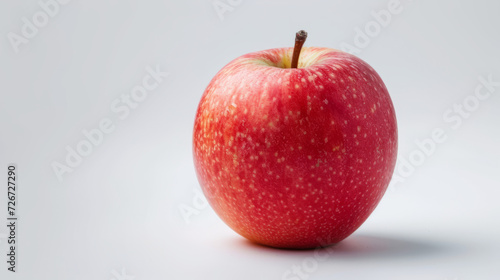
{"left": 193, "top": 31, "right": 397, "bottom": 249}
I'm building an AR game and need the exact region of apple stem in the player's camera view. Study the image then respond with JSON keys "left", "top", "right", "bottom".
{"left": 291, "top": 30, "right": 308, "bottom": 69}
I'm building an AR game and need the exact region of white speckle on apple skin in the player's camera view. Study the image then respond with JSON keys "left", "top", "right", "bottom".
{"left": 193, "top": 47, "right": 397, "bottom": 249}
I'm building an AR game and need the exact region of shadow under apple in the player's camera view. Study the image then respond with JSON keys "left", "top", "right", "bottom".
{"left": 235, "top": 233, "right": 462, "bottom": 260}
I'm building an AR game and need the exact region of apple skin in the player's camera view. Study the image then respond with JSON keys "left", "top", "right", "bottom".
{"left": 193, "top": 47, "right": 397, "bottom": 249}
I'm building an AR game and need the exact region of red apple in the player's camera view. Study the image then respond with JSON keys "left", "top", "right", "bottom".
{"left": 193, "top": 31, "right": 397, "bottom": 249}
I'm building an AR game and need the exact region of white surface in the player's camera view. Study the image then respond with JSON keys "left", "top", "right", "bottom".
{"left": 0, "top": 0, "right": 499, "bottom": 279}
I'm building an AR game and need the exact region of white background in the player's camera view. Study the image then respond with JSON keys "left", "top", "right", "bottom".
{"left": 1, "top": 0, "right": 499, "bottom": 279}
